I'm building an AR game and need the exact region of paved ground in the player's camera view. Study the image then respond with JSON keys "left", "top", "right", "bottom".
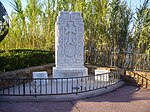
{"left": 0, "top": 85, "right": 150, "bottom": 112}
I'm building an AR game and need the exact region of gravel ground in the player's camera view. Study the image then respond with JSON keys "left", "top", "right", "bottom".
{"left": 0, "top": 85, "right": 150, "bottom": 112}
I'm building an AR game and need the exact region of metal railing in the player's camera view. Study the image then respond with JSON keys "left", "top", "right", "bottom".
{"left": 125, "top": 71, "right": 150, "bottom": 89}
{"left": 85, "top": 51, "right": 150, "bottom": 72}
{"left": 111, "top": 52, "right": 150, "bottom": 72}
{"left": 0, "top": 70, "right": 123, "bottom": 97}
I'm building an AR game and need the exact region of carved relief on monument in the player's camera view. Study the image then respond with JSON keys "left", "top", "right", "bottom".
{"left": 64, "top": 21, "right": 76, "bottom": 57}
{"left": 53, "top": 11, "right": 88, "bottom": 78}
{"left": 55, "top": 11, "right": 84, "bottom": 67}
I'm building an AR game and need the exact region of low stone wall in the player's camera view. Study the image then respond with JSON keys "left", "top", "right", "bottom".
{"left": 95, "top": 67, "right": 125, "bottom": 76}
{"left": 85, "top": 64, "right": 97, "bottom": 74}
{"left": 133, "top": 71, "right": 150, "bottom": 79}
{"left": 0, "top": 64, "right": 125, "bottom": 79}
{"left": 0, "top": 64, "right": 54, "bottom": 90}
{"left": 0, "top": 64, "right": 95, "bottom": 89}
{"left": 124, "top": 71, "right": 150, "bottom": 89}
{"left": 126, "top": 71, "right": 150, "bottom": 80}
{"left": 0, "top": 63, "right": 55, "bottom": 79}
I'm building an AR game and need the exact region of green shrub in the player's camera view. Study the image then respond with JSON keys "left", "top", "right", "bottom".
{"left": 0, "top": 49, "right": 55, "bottom": 72}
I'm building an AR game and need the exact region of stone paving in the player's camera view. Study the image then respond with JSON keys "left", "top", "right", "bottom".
{"left": 0, "top": 85, "right": 150, "bottom": 112}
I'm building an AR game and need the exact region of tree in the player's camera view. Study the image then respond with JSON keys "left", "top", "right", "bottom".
{"left": 108, "top": 0, "right": 132, "bottom": 53}
{"left": 132, "top": 0, "right": 150, "bottom": 53}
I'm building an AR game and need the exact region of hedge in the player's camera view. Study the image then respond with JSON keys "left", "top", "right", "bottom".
{"left": 0, "top": 49, "right": 55, "bottom": 72}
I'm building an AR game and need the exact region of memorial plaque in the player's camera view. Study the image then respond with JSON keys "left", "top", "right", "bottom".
{"left": 32, "top": 71, "right": 48, "bottom": 85}
{"left": 95, "top": 70, "right": 110, "bottom": 81}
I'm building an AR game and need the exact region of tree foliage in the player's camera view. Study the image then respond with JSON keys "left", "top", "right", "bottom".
{"left": 132, "top": 0, "right": 150, "bottom": 53}
{"left": 0, "top": 0, "right": 149, "bottom": 56}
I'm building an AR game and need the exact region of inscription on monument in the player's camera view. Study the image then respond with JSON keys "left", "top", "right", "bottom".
{"left": 32, "top": 71, "right": 48, "bottom": 85}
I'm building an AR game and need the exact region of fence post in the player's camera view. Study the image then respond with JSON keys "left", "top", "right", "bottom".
{"left": 146, "top": 79, "right": 148, "bottom": 89}
{"left": 23, "top": 79, "right": 25, "bottom": 96}
{"left": 34, "top": 79, "right": 37, "bottom": 97}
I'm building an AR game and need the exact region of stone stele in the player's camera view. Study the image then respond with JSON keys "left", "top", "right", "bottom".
{"left": 53, "top": 11, "right": 88, "bottom": 78}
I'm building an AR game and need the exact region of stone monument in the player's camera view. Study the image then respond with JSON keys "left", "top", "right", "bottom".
{"left": 53, "top": 11, "right": 88, "bottom": 78}
{"left": 0, "top": 2, "right": 9, "bottom": 42}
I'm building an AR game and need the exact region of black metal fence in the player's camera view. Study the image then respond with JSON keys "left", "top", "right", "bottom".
{"left": 85, "top": 51, "right": 150, "bottom": 72}
{"left": 1, "top": 51, "right": 150, "bottom": 97}
{"left": 0, "top": 70, "right": 123, "bottom": 97}
{"left": 111, "top": 52, "right": 150, "bottom": 71}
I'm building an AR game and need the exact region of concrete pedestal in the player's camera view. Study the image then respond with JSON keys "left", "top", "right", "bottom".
{"left": 95, "top": 70, "right": 110, "bottom": 81}
{"left": 32, "top": 71, "right": 48, "bottom": 85}
{"left": 53, "top": 67, "right": 88, "bottom": 78}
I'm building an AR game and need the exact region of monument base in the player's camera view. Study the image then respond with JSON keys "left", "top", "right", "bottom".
{"left": 53, "top": 67, "right": 88, "bottom": 78}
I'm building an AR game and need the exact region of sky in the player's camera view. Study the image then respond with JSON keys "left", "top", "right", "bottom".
{"left": 0, "top": 0, "right": 26, "bottom": 16}
{"left": 0, "top": 0, "right": 149, "bottom": 16}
